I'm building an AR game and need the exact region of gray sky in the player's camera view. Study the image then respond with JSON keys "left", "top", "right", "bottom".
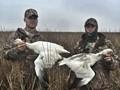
{"left": 0, "top": 0, "right": 120, "bottom": 32}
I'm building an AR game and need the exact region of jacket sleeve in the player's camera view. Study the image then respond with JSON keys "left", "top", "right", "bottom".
{"left": 4, "top": 28, "right": 27, "bottom": 60}
{"left": 4, "top": 48, "right": 20, "bottom": 60}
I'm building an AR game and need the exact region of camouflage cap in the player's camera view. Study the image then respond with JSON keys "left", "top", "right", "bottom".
{"left": 84, "top": 18, "right": 98, "bottom": 27}
{"left": 24, "top": 8, "right": 38, "bottom": 18}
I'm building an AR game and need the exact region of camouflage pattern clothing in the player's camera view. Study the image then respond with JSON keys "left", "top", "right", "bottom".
{"left": 4, "top": 28, "right": 46, "bottom": 61}
{"left": 4, "top": 28, "right": 48, "bottom": 90}
{"left": 68, "top": 32, "right": 119, "bottom": 90}
{"left": 73, "top": 32, "right": 118, "bottom": 70}
{"left": 24, "top": 8, "right": 38, "bottom": 18}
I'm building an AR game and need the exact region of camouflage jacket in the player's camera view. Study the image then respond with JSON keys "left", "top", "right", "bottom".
{"left": 4, "top": 28, "right": 46, "bottom": 61}
{"left": 73, "top": 32, "right": 119, "bottom": 70}
{"left": 71, "top": 32, "right": 119, "bottom": 90}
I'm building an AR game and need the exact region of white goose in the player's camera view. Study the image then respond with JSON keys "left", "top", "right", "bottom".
{"left": 14, "top": 38, "right": 70, "bottom": 88}
{"left": 59, "top": 49, "right": 113, "bottom": 87}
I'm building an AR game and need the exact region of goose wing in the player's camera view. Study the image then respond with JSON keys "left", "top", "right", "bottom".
{"left": 34, "top": 55, "right": 49, "bottom": 88}
{"left": 75, "top": 62, "right": 95, "bottom": 86}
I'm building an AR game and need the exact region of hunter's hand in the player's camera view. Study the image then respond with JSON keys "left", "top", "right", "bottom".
{"left": 16, "top": 42, "right": 26, "bottom": 51}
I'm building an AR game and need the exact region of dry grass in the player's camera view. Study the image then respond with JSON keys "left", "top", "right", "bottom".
{"left": 0, "top": 31, "right": 120, "bottom": 90}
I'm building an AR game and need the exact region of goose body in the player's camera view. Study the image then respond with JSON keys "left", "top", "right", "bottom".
{"left": 14, "top": 39, "right": 70, "bottom": 67}
{"left": 26, "top": 41, "right": 69, "bottom": 54}
{"left": 14, "top": 38, "right": 70, "bottom": 88}
{"left": 59, "top": 49, "right": 113, "bottom": 87}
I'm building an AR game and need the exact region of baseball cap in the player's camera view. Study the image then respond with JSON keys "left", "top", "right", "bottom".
{"left": 24, "top": 8, "right": 38, "bottom": 18}
{"left": 84, "top": 18, "right": 98, "bottom": 27}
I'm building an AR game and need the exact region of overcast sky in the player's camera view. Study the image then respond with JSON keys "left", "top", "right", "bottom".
{"left": 0, "top": 0, "right": 120, "bottom": 32}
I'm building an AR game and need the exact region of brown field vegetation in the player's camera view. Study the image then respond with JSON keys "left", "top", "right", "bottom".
{"left": 0, "top": 32, "right": 120, "bottom": 90}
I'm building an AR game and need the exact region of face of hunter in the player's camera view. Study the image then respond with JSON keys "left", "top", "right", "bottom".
{"left": 85, "top": 24, "right": 96, "bottom": 34}
{"left": 24, "top": 15, "right": 38, "bottom": 29}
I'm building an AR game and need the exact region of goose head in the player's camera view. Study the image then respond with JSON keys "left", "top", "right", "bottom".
{"left": 14, "top": 38, "right": 25, "bottom": 45}
{"left": 98, "top": 48, "right": 113, "bottom": 57}
{"left": 14, "top": 38, "right": 26, "bottom": 48}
